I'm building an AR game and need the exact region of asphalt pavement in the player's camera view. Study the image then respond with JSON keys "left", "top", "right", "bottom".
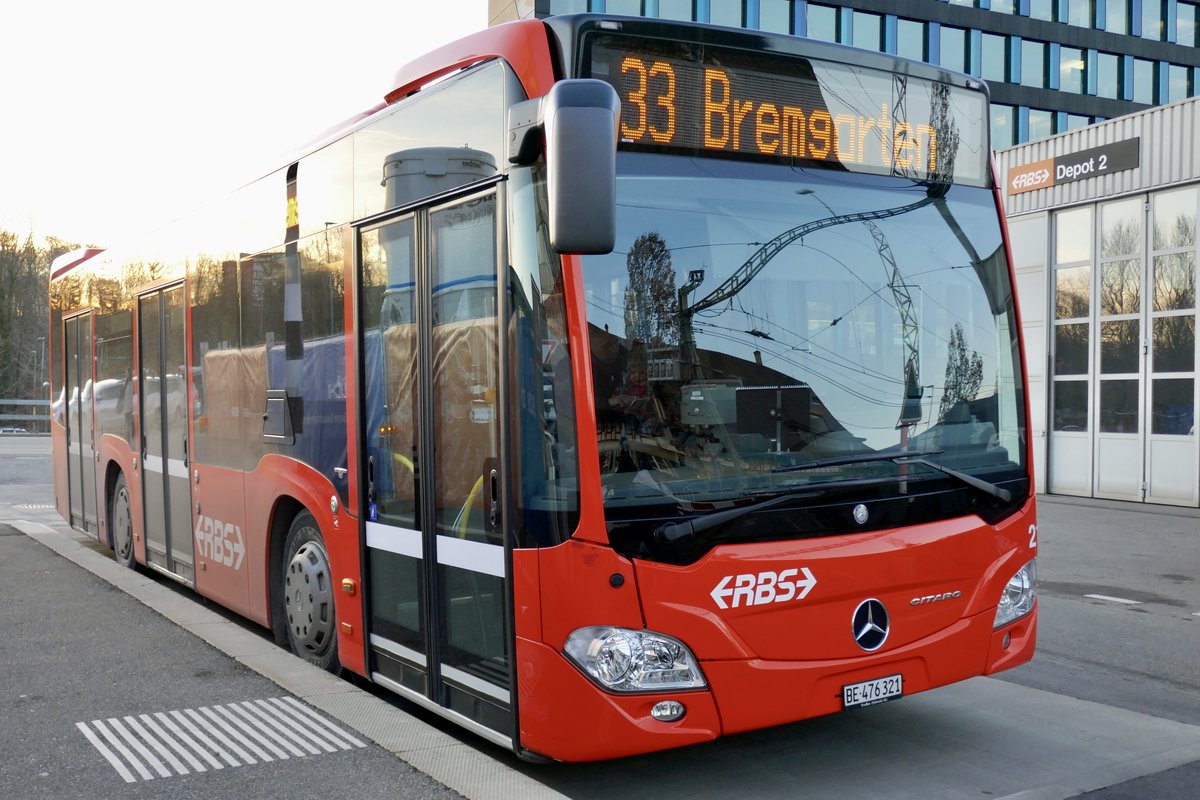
{"left": 3, "top": 433, "right": 1200, "bottom": 799}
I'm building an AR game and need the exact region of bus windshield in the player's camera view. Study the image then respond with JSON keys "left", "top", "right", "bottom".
{"left": 582, "top": 153, "right": 1027, "bottom": 554}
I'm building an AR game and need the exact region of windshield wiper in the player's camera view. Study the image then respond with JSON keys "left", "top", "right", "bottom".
{"left": 775, "top": 447, "right": 1011, "bottom": 502}
{"left": 771, "top": 448, "right": 945, "bottom": 473}
{"left": 653, "top": 448, "right": 1012, "bottom": 549}
{"left": 898, "top": 456, "right": 1012, "bottom": 502}
{"left": 654, "top": 488, "right": 821, "bottom": 547}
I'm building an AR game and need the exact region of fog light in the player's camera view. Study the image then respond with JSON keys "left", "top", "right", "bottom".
{"left": 651, "top": 701, "right": 686, "bottom": 722}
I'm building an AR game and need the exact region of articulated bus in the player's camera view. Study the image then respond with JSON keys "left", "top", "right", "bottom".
{"left": 50, "top": 14, "right": 1037, "bottom": 761}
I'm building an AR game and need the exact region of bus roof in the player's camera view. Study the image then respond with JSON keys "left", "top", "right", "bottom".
{"left": 50, "top": 247, "right": 105, "bottom": 280}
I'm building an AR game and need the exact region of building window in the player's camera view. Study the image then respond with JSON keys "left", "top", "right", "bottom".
{"left": 657, "top": 0, "right": 692, "bottom": 20}
{"left": 1096, "top": 52, "right": 1120, "bottom": 98}
{"left": 853, "top": 11, "right": 882, "bottom": 50}
{"left": 897, "top": 19, "right": 926, "bottom": 61}
{"left": 760, "top": 0, "right": 791, "bottom": 33}
{"left": 1178, "top": 3, "right": 1198, "bottom": 47}
{"left": 710, "top": 1, "right": 742, "bottom": 26}
{"left": 981, "top": 33, "right": 1007, "bottom": 82}
{"left": 1060, "top": 47, "right": 1086, "bottom": 93}
{"left": 1022, "top": 40, "right": 1047, "bottom": 88}
{"left": 991, "top": 104, "right": 1016, "bottom": 147}
{"left": 941, "top": 26, "right": 968, "bottom": 73}
{"left": 807, "top": 4, "right": 838, "bottom": 43}
{"left": 1133, "top": 58, "right": 1156, "bottom": 103}
{"left": 992, "top": 0, "right": 1016, "bottom": 13}
{"left": 605, "top": 0, "right": 643, "bottom": 14}
{"left": 1066, "top": 0, "right": 1093, "bottom": 26}
{"left": 1029, "top": 108, "right": 1054, "bottom": 139}
{"left": 1105, "top": 0, "right": 1129, "bottom": 34}
{"left": 1140, "top": 0, "right": 1163, "bottom": 39}
{"left": 549, "top": 0, "right": 588, "bottom": 13}
{"left": 1167, "top": 64, "right": 1190, "bottom": 102}
{"left": 1030, "top": 0, "right": 1055, "bottom": 21}
{"left": 1065, "top": 113, "right": 1091, "bottom": 130}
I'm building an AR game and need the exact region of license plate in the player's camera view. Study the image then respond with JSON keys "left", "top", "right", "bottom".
{"left": 842, "top": 674, "right": 903, "bottom": 708}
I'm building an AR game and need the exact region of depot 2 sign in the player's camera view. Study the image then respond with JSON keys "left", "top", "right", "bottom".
{"left": 1007, "top": 138, "right": 1140, "bottom": 195}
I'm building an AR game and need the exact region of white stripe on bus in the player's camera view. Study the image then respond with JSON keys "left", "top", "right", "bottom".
{"left": 436, "top": 534, "right": 505, "bottom": 577}
{"left": 366, "top": 521, "right": 423, "bottom": 558}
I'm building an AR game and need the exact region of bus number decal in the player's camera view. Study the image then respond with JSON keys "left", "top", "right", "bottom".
{"left": 710, "top": 567, "right": 817, "bottom": 609}
{"left": 1028, "top": 523, "right": 1038, "bottom": 550}
{"left": 195, "top": 515, "right": 246, "bottom": 571}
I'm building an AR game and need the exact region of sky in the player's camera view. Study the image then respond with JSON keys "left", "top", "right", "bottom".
{"left": 0, "top": 1, "right": 487, "bottom": 248}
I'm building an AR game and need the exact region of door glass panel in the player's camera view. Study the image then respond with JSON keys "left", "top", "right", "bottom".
{"left": 164, "top": 286, "right": 193, "bottom": 576}
{"left": 65, "top": 317, "right": 82, "bottom": 521}
{"left": 1101, "top": 198, "right": 1141, "bottom": 256}
{"left": 429, "top": 194, "right": 506, "bottom": 692}
{"left": 1152, "top": 187, "right": 1197, "bottom": 250}
{"left": 1100, "top": 320, "right": 1140, "bottom": 373}
{"left": 1100, "top": 260, "right": 1140, "bottom": 315}
{"left": 1053, "top": 380, "right": 1088, "bottom": 431}
{"left": 1055, "top": 323, "right": 1090, "bottom": 374}
{"left": 1056, "top": 207, "right": 1093, "bottom": 264}
{"left": 1100, "top": 380, "right": 1139, "bottom": 432}
{"left": 1153, "top": 316, "right": 1196, "bottom": 372}
{"left": 1056, "top": 266, "right": 1090, "bottom": 317}
{"left": 1152, "top": 378, "right": 1195, "bottom": 434}
{"left": 362, "top": 217, "right": 426, "bottom": 656}
{"left": 139, "top": 295, "right": 167, "bottom": 565}
{"left": 1153, "top": 253, "right": 1196, "bottom": 311}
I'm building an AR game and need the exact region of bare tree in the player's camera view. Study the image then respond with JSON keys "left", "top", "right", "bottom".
{"left": 624, "top": 232, "right": 678, "bottom": 347}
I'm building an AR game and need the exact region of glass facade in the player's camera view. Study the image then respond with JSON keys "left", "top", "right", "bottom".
{"left": 1038, "top": 181, "right": 1199, "bottom": 503}
{"left": 532, "top": 0, "right": 1200, "bottom": 145}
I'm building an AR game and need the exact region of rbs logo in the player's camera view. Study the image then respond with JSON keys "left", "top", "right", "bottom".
{"left": 194, "top": 515, "right": 246, "bottom": 571}
{"left": 710, "top": 567, "right": 817, "bottom": 609}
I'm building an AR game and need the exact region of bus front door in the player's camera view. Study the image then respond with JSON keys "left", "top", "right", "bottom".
{"left": 64, "top": 311, "right": 98, "bottom": 534}
{"left": 137, "top": 285, "right": 195, "bottom": 583}
{"left": 357, "top": 187, "right": 513, "bottom": 745}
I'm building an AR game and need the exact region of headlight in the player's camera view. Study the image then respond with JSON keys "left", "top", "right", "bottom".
{"left": 994, "top": 558, "right": 1037, "bottom": 629}
{"left": 563, "top": 626, "right": 707, "bottom": 692}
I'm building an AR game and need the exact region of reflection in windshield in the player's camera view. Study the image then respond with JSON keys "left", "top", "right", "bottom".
{"left": 583, "top": 154, "right": 1026, "bottom": 520}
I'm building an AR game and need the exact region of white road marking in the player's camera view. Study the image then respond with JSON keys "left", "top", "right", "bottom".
{"left": 75, "top": 722, "right": 137, "bottom": 783}
{"left": 1084, "top": 594, "right": 1143, "bottom": 605}
{"left": 78, "top": 697, "right": 365, "bottom": 783}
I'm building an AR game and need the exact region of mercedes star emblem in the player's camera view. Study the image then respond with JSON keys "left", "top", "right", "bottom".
{"left": 852, "top": 598, "right": 889, "bottom": 652}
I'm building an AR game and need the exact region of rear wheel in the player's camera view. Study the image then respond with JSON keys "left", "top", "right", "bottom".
{"left": 110, "top": 474, "right": 135, "bottom": 569}
{"left": 281, "top": 511, "right": 340, "bottom": 672}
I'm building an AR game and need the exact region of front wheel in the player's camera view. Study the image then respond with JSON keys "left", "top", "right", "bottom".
{"left": 110, "top": 474, "right": 135, "bottom": 569}
{"left": 281, "top": 511, "right": 340, "bottom": 672}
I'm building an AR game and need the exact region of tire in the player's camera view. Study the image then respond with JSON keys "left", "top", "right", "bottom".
{"left": 281, "top": 511, "right": 340, "bottom": 672}
{"left": 110, "top": 474, "right": 136, "bottom": 569}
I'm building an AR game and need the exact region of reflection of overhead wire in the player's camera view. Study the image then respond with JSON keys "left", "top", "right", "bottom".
{"left": 695, "top": 326, "right": 900, "bottom": 409}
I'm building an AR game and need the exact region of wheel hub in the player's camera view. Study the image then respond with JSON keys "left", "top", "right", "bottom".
{"left": 284, "top": 541, "right": 334, "bottom": 654}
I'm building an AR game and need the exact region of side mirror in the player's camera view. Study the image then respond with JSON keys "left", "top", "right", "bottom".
{"left": 510, "top": 80, "right": 620, "bottom": 255}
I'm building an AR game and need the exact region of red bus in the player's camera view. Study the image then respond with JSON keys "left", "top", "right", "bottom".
{"left": 49, "top": 14, "right": 1037, "bottom": 761}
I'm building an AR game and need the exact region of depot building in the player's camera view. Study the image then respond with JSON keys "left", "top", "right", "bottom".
{"left": 995, "top": 95, "right": 1200, "bottom": 507}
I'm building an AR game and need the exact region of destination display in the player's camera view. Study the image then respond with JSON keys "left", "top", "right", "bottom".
{"left": 586, "top": 35, "right": 989, "bottom": 185}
